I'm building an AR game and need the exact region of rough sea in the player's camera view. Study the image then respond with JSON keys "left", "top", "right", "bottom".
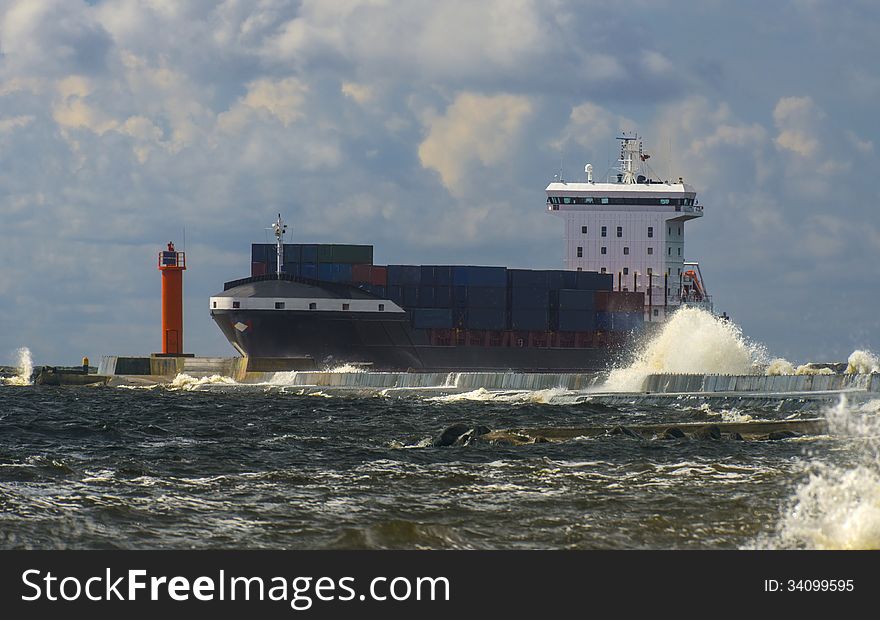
{"left": 2, "top": 309, "right": 879, "bottom": 550}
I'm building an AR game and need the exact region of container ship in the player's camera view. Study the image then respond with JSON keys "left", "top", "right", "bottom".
{"left": 210, "top": 135, "right": 711, "bottom": 371}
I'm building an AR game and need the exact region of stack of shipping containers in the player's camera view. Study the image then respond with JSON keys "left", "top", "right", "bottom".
{"left": 250, "top": 244, "right": 644, "bottom": 337}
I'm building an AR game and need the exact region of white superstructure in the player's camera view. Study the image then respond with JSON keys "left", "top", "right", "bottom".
{"left": 547, "top": 134, "right": 711, "bottom": 320}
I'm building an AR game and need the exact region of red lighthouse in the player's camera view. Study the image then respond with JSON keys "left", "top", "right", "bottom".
{"left": 158, "top": 242, "right": 186, "bottom": 354}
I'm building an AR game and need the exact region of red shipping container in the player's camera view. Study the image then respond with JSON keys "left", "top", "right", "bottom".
{"left": 251, "top": 262, "right": 267, "bottom": 277}
{"left": 596, "top": 291, "right": 644, "bottom": 312}
{"left": 351, "top": 263, "right": 372, "bottom": 283}
{"left": 370, "top": 265, "right": 387, "bottom": 286}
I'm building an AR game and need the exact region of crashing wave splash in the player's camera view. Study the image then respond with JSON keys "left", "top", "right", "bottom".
{"left": 2, "top": 347, "right": 33, "bottom": 386}
{"left": 767, "top": 397, "right": 880, "bottom": 549}
{"left": 603, "top": 307, "right": 767, "bottom": 392}
{"left": 846, "top": 350, "right": 879, "bottom": 375}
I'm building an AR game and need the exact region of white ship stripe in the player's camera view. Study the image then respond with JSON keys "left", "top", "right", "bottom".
{"left": 209, "top": 297, "right": 406, "bottom": 313}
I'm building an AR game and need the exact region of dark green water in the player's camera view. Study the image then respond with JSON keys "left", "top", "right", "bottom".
{"left": 0, "top": 384, "right": 868, "bottom": 549}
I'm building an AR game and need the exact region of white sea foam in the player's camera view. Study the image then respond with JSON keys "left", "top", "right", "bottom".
{"left": 326, "top": 364, "right": 366, "bottom": 373}
{"left": 2, "top": 347, "right": 33, "bottom": 386}
{"left": 603, "top": 307, "right": 768, "bottom": 392}
{"left": 429, "top": 386, "right": 573, "bottom": 404}
{"left": 770, "top": 397, "right": 880, "bottom": 549}
{"left": 168, "top": 373, "right": 238, "bottom": 391}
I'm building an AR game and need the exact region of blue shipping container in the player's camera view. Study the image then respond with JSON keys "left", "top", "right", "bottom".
{"left": 453, "top": 266, "right": 507, "bottom": 287}
{"left": 388, "top": 285, "right": 404, "bottom": 305}
{"left": 556, "top": 310, "right": 596, "bottom": 332}
{"left": 388, "top": 265, "right": 421, "bottom": 286}
{"left": 510, "top": 287, "right": 549, "bottom": 309}
{"left": 452, "top": 286, "right": 468, "bottom": 307}
{"left": 466, "top": 308, "right": 507, "bottom": 330}
{"left": 402, "top": 286, "right": 419, "bottom": 307}
{"left": 435, "top": 286, "right": 452, "bottom": 307}
{"left": 331, "top": 263, "right": 353, "bottom": 282}
{"left": 301, "top": 245, "right": 318, "bottom": 262}
{"left": 576, "top": 271, "right": 613, "bottom": 291}
{"left": 282, "top": 262, "right": 300, "bottom": 276}
{"left": 413, "top": 308, "right": 454, "bottom": 329}
{"left": 510, "top": 308, "right": 549, "bottom": 331}
{"left": 283, "top": 244, "right": 302, "bottom": 263}
{"left": 562, "top": 271, "right": 579, "bottom": 289}
{"left": 557, "top": 289, "right": 595, "bottom": 310}
{"left": 419, "top": 286, "right": 436, "bottom": 308}
{"left": 420, "top": 266, "right": 437, "bottom": 286}
{"left": 434, "top": 266, "right": 453, "bottom": 286}
{"left": 301, "top": 263, "right": 317, "bottom": 279}
{"left": 318, "top": 263, "right": 333, "bottom": 281}
{"left": 466, "top": 286, "right": 507, "bottom": 308}
{"left": 508, "top": 269, "right": 549, "bottom": 289}
{"left": 596, "top": 311, "right": 612, "bottom": 331}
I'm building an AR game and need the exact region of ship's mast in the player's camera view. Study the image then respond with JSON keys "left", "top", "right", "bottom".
{"left": 271, "top": 213, "right": 287, "bottom": 276}
{"left": 616, "top": 133, "right": 643, "bottom": 184}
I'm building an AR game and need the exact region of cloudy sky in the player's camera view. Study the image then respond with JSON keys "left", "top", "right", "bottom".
{"left": 1, "top": 0, "right": 878, "bottom": 365}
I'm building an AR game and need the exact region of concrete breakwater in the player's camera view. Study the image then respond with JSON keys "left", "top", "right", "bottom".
{"left": 642, "top": 372, "right": 879, "bottom": 394}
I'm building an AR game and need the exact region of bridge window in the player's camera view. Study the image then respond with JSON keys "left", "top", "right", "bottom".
{"left": 563, "top": 197, "right": 571, "bottom": 204}
{"left": 342, "top": 303, "right": 350, "bottom": 311}
{"left": 623, "top": 247, "right": 629, "bottom": 255}
{"left": 275, "top": 302, "right": 285, "bottom": 310}
{"left": 677, "top": 247, "right": 681, "bottom": 256}
{"left": 577, "top": 246, "right": 583, "bottom": 257}
{"left": 600, "top": 198, "right": 609, "bottom": 204}
{"left": 309, "top": 302, "right": 317, "bottom": 310}
{"left": 378, "top": 304, "right": 385, "bottom": 311}
{"left": 616, "top": 226, "right": 622, "bottom": 237}
{"left": 601, "top": 226, "right": 607, "bottom": 237}
{"left": 654, "top": 308, "right": 659, "bottom": 317}
{"left": 601, "top": 267, "right": 607, "bottom": 273}
{"left": 577, "top": 267, "right": 582, "bottom": 271}
{"left": 232, "top": 301, "right": 240, "bottom": 309}
{"left": 668, "top": 247, "right": 672, "bottom": 256}
{"left": 212, "top": 301, "right": 217, "bottom": 309}
{"left": 601, "top": 246, "right": 607, "bottom": 255}
{"left": 581, "top": 225, "right": 587, "bottom": 234}
{"left": 647, "top": 267, "right": 653, "bottom": 275}
{"left": 648, "top": 226, "right": 653, "bottom": 238}
{"left": 623, "top": 267, "right": 629, "bottom": 275}
{"left": 660, "top": 198, "right": 670, "bottom": 205}
{"left": 648, "top": 247, "right": 654, "bottom": 255}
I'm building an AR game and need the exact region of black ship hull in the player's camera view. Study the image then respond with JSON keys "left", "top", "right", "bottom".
{"left": 211, "top": 308, "right": 620, "bottom": 372}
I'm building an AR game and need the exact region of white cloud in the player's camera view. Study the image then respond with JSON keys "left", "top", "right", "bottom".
{"left": 341, "top": 81, "right": 374, "bottom": 105}
{"left": 417, "top": 92, "right": 533, "bottom": 195}
{"left": 240, "top": 77, "right": 309, "bottom": 127}
{"left": 0, "top": 114, "right": 34, "bottom": 132}
{"left": 652, "top": 97, "right": 768, "bottom": 188}
{"left": 552, "top": 101, "right": 636, "bottom": 154}
{"left": 773, "top": 96, "right": 823, "bottom": 157}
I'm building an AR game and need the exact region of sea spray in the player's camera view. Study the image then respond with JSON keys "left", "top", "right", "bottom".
{"left": 2, "top": 347, "right": 33, "bottom": 386}
{"left": 846, "top": 350, "right": 879, "bottom": 374}
{"left": 603, "top": 307, "right": 768, "bottom": 392}
{"left": 765, "top": 358, "right": 795, "bottom": 376}
{"left": 770, "top": 397, "right": 880, "bottom": 549}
